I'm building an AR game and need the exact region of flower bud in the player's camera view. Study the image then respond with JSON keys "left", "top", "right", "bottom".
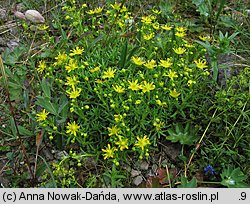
{"left": 24, "top": 10, "right": 45, "bottom": 23}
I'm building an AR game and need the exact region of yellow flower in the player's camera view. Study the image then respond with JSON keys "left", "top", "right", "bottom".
{"left": 110, "top": 2, "right": 122, "bottom": 10}
{"left": 175, "top": 32, "right": 186, "bottom": 38}
{"left": 187, "top": 79, "right": 196, "bottom": 86}
{"left": 173, "top": 47, "right": 186, "bottom": 55}
{"left": 184, "top": 67, "right": 193, "bottom": 73}
{"left": 69, "top": 47, "right": 84, "bottom": 56}
{"left": 169, "top": 89, "right": 180, "bottom": 98}
{"left": 120, "top": 5, "right": 127, "bottom": 12}
{"left": 94, "top": 7, "right": 103, "bottom": 14}
{"left": 37, "top": 61, "right": 46, "bottom": 73}
{"left": 114, "top": 114, "right": 123, "bottom": 122}
{"left": 128, "top": 79, "right": 141, "bottom": 91}
{"left": 65, "top": 59, "right": 78, "bottom": 73}
{"left": 66, "top": 121, "right": 80, "bottom": 136}
{"left": 113, "top": 85, "right": 125, "bottom": 93}
{"left": 66, "top": 86, "right": 82, "bottom": 99}
{"left": 155, "top": 99, "right": 167, "bottom": 107}
{"left": 86, "top": 9, "right": 95, "bottom": 15}
{"left": 143, "top": 33, "right": 155, "bottom": 41}
{"left": 65, "top": 76, "right": 80, "bottom": 87}
{"left": 161, "top": 24, "right": 172, "bottom": 31}
{"left": 36, "top": 109, "right": 49, "bottom": 122}
{"left": 166, "top": 70, "right": 178, "bottom": 80}
{"left": 152, "top": 9, "right": 161, "bottom": 15}
{"left": 159, "top": 58, "right": 172, "bottom": 68}
{"left": 102, "top": 144, "right": 117, "bottom": 160}
{"left": 115, "top": 136, "right": 129, "bottom": 151}
{"left": 176, "top": 26, "right": 187, "bottom": 33}
{"left": 102, "top": 67, "right": 116, "bottom": 79}
{"left": 140, "top": 81, "right": 155, "bottom": 93}
{"left": 95, "top": 79, "right": 105, "bottom": 84}
{"left": 118, "top": 20, "right": 125, "bottom": 28}
{"left": 144, "top": 59, "right": 156, "bottom": 69}
{"left": 81, "top": 4, "right": 87, "bottom": 8}
{"left": 54, "top": 52, "right": 67, "bottom": 65}
{"left": 38, "top": 24, "right": 49, "bottom": 31}
{"left": 152, "top": 22, "right": 160, "bottom": 30}
{"left": 184, "top": 43, "right": 195, "bottom": 48}
{"left": 194, "top": 59, "right": 208, "bottom": 69}
{"left": 135, "top": 100, "right": 141, "bottom": 104}
{"left": 153, "top": 120, "right": 164, "bottom": 132}
{"left": 199, "top": 35, "right": 208, "bottom": 41}
{"left": 134, "top": 135, "right": 151, "bottom": 150}
{"left": 141, "top": 16, "right": 153, "bottom": 24}
{"left": 90, "top": 66, "right": 100, "bottom": 73}
{"left": 108, "top": 125, "right": 120, "bottom": 136}
{"left": 131, "top": 56, "right": 144, "bottom": 66}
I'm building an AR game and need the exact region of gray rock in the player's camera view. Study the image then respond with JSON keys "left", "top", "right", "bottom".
{"left": 7, "top": 40, "right": 19, "bottom": 51}
{"left": 0, "top": 8, "right": 7, "bottom": 21}
{"left": 151, "top": 164, "right": 158, "bottom": 173}
{"left": 140, "top": 160, "right": 149, "bottom": 170}
{"left": 133, "top": 176, "right": 143, "bottom": 186}
{"left": 131, "top": 169, "right": 141, "bottom": 177}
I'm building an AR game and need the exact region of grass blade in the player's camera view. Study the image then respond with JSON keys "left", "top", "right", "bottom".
{"left": 37, "top": 154, "right": 57, "bottom": 188}
{"left": 119, "top": 40, "right": 128, "bottom": 68}
{"left": 215, "top": 0, "right": 227, "bottom": 22}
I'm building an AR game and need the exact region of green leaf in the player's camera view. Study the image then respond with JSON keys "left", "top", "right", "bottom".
{"left": 178, "top": 176, "right": 197, "bottom": 188}
{"left": 228, "top": 32, "right": 239, "bottom": 41}
{"left": 220, "top": 167, "right": 249, "bottom": 188}
{"left": 58, "top": 95, "right": 68, "bottom": 114}
{"left": 119, "top": 40, "right": 128, "bottom": 68}
{"left": 6, "top": 152, "right": 14, "bottom": 161}
{"left": 36, "top": 96, "right": 58, "bottom": 116}
{"left": 57, "top": 95, "right": 69, "bottom": 123}
{"left": 18, "top": 125, "right": 33, "bottom": 136}
{"left": 192, "top": 0, "right": 210, "bottom": 17}
{"left": 37, "top": 154, "right": 57, "bottom": 188}
{"left": 41, "top": 79, "right": 51, "bottom": 98}
{"left": 195, "top": 40, "right": 213, "bottom": 54}
{"left": 125, "top": 46, "right": 139, "bottom": 67}
{"left": 211, "top": 60, "right": 218, "bottom": 82}
{"left": 2, "top": 45, "right": 27, "bottom": 66}
{"left": 35, "top": 162, "right": 47, "bottom": 178}
{"left": 166, "top": 123, "right": 198, "bottom": 145}
{"left": 10, "top": 118, "right": 17, "bottom": 137}
{"left": 215, "top": 0, "right": 227, "bottom": 21}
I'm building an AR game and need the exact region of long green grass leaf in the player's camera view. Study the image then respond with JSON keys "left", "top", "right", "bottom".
{"left": 0, "top": 55, "right": 8, "bottom": 89}
{"left": 119, "top": 40, "right": 128, "bottom": 68}
{"left": 37, "top": 154, "right": 57, "bottom": 188}
{"left": 215, "top": 0, "right": 227, "bottom": 21}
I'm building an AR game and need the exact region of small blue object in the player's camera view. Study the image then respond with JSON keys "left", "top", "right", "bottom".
{"left": 204, "top": 165, "right": 215, "bottom": 175}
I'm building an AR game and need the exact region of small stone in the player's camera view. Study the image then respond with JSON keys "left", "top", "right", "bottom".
{"left": 24, "top": 10, "right": 45, "bottom": 24}
{"left": 0, "top": 9, "right": 7, "bottom": 21}
{"left": 140, "top": 160, "right": 149, "bottom": 170}
{"left": 133, "top": 176, "right": 143, "bottom": 186}
{"left": 7, "top": 40, "right": 19, "bottom": 51}
{"left": 131, "top": 169, "right": 141, "bottom": 177}
{"left": 146, "top": 169, "right": 155, "bottom": 177}
{"left": 14, "top": 11, "right": 25, "bottom": 20}
{"left": 152, "top": 164, "right": 158, "bottom": 173}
